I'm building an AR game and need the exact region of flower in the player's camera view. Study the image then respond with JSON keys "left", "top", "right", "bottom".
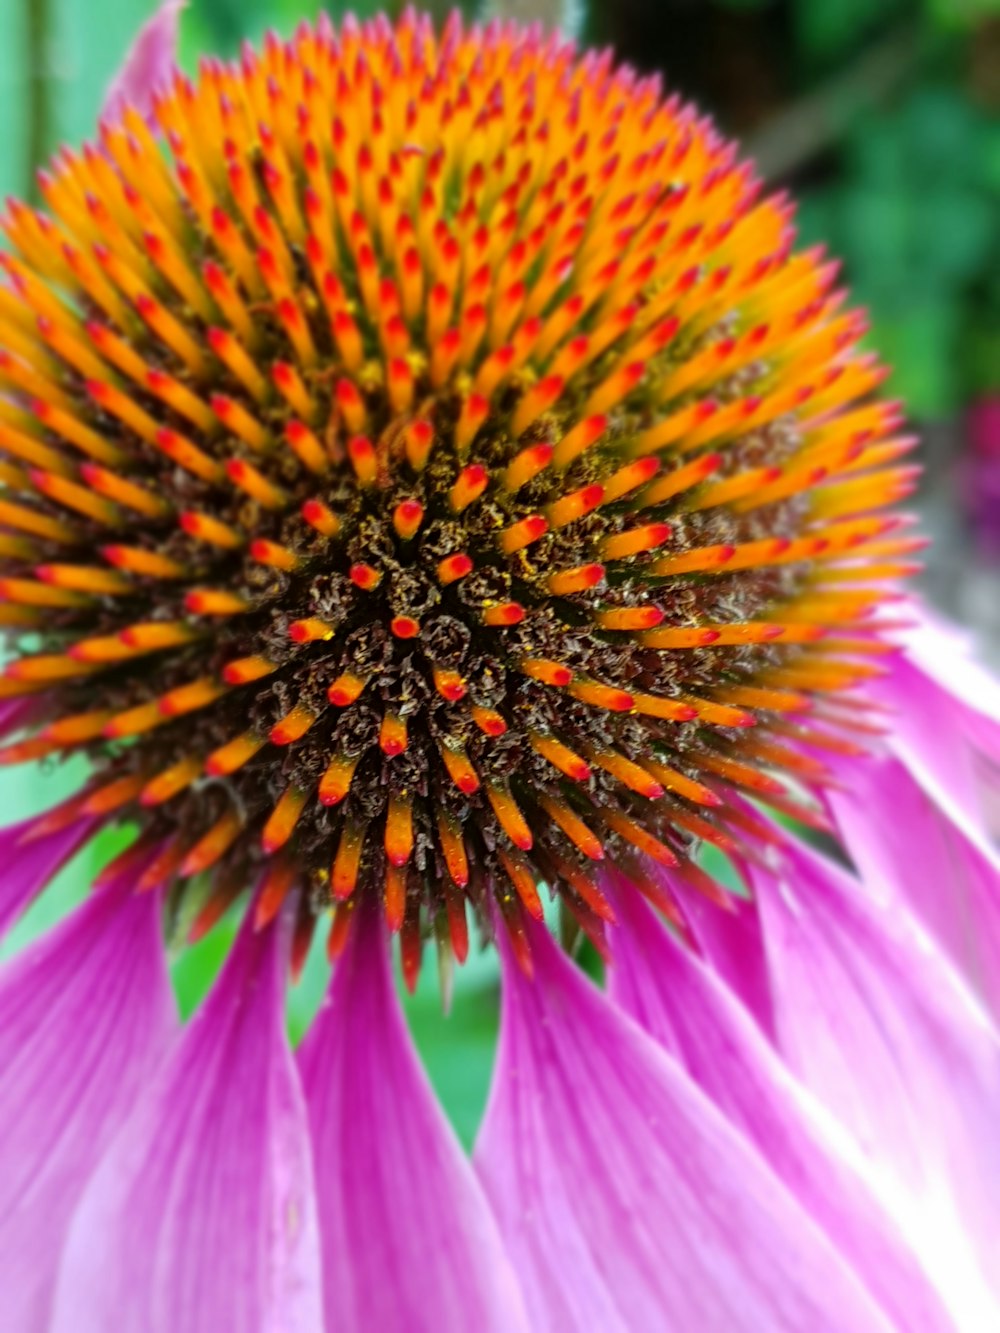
{"left": 0, "top": 6, "right": 998, "bottom": 1330}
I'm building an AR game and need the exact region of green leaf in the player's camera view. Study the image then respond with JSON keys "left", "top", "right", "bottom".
{"left": 910, "top": 187, "right": 994, "bottom": 286}
{"left": 964, "top": 324, "right": 1000, "bottom": 396}
{"left": 837, "top": 187, "right": 912, "bottom": 298}
{"left": 926, "top": 0, "right": 1000, "bottom": 29}
{"left": 792, "top": 0, "right": 903, "bottom": 67}
{"left": 0, "top": 755, "right": 118, "bottom": 960}
{"left": 842, "top": 114, "right": 909, "bottom": 188}
{"left": 403, "top": 966, "right": 500, "bottom": 1151}
{"left": 170, "top": 911, "right": 239, "bottom": 1019}
{"left": 793, "top": 190, "right": 839, "bottom": 253}
{"left": 0, "top": 0, "right": 29, "bottom": 200}
{"left": 901, "top": 88, "right": 983, "bottom": 184}
{"left": 48, "top": 0, "right": 157, "bottom": 149}
{"left": 0, "top": 820, "right": 135, "bottom": 960}
{"left": 699, "top": 843, "right": 747, "bottom": 896}
{"left": 978, "top": 126, "right": 1000, "bottom": 195}
{"left": 876, "top": 302, "right": 962, "bottom": 419}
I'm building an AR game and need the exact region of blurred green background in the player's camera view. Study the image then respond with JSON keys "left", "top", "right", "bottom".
{"left": 0, "top": 0, "right": 998, "bottom": 1141}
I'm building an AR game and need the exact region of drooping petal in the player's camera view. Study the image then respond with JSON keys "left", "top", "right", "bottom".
{"left": 475, "top": 919, "right": 895, "bottom": 1332}
{"left": 604, "top": 868, "right": 952, "bottom": 1331}
{"left": 0, "top": 696, "right": 44, "bottom": 739}
{"left": 669, "top": 870, "right": 776, "bottom": 1037}
{"left": 864, "top": 606, "right": 1000, "bottom": 847}
{"left": 891, "top": 604, "right": 1000, "bottom": 769}
{"left": 0, "top": 862, "right": 176, "bottom": 1333}
{"left": 0, "top": 806, "right": 99, "bottom": 938}
{"left": 299, "top": 907, "right": 527, "bottom": 1332}
{"left": 872, "top": 649, "right": 999, "bottom": 843}
{"left": 826, "top": 747, "right": 1000, "bottom": 1026}
{"left": 52, "top": 904, "right": 323, "bottom": 1333}
{"left": 747, "top": 833, "right": 1000, "bottom": 1325}
{"left": 102, "top": 0, "right": 185, "bottom": 125}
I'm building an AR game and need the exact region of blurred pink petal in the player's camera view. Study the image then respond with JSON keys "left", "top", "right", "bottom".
{"left": 52, "top": 907, "right": 323, "bottom": 1333}
{"left": 897, "top": 605, "right": 1000, "bottom": 747}
{"left": 875, "top": 649, "right": 999, "bottom": 839}
{"left": 826, "top": 748, "right": 1000, "bottom": 1025}
{"left": 875, "top": 608, "right": 1000, "bottom": 817}
{"left": 102, "top": 0, "right": 184, "bottom": 125}
{"left": 475, "top": 920, "right": 894, "bottom": 1332}
{"left": 0, "top": 696, "right": 44, "bottom": 739}
{"left": 0, "top": 862, "right": 175, "bottom": 1332}
{"left": 299, "top": 908, "right": 528, "bottom": 1331}
{"left": 604, "top": 868, "right": 952, "bottom": 1330}
{"left": 0, "top": 807, "right": 99, "bottom": 937}
{"left": 747, "top": 834, "right": 1000, "bottom": 1324}
{"left": 670, "top": 870, "right": 776, "bottom": 1036}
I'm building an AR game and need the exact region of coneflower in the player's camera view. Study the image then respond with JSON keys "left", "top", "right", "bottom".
{"left": 0, "top": 7, "right": 997, "bottom": 1331}
{"left": 0, "top": 7, "right": 914, "bottom": 968}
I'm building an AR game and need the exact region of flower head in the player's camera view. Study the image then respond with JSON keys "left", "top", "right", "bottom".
{"left": 0, "top": 9, "right": 913, "bottom": 979}
{"left": 1, "top": 8, "right": 998, "bottom": 1332}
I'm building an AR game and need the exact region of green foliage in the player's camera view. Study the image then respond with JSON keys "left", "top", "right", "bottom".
{"left": 0, "top": 757, "right": 121, "bottom": 961}
{"left": 927, "top": 0, "right": 1000, "bottom": 28}
{"left": 170, "top": 911, "right": 239, "bottom": 1018}
{"left": 47, "top": 0, "right": 152, "bottom": 150}
{"left": 793, "top": 0, "right": 907, "bottom": 69}
{"left": 404, "top": 955, "right": 501, "bottom": 1150}
{"left": 0, "top": 0, "right": 28, "bottom": 204}
{"left": 797, "top": 85, "right": 1000, "bottom": 414}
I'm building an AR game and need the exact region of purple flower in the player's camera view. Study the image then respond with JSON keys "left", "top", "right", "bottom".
{"left": 1, "top": 5, "right": 999, "bottom": 1329}
{"left": 101, "top": 0, "right": 186, "bottom": 129}
{"left": 963, "top": 399, "right": 1000, "bottom": 560}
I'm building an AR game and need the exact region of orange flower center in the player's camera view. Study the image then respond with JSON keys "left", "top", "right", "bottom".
{"left": 0, "top": 14, "right": 916, "bottom": 979}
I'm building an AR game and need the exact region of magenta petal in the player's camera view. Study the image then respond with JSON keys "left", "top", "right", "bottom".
{"left": 889, "top": 606, "right": 1000, "bottom": 771}
{"left": 826, "top": 749, "right": 1000, "bottom": 1025}
{"left": 747, "top": 834, "right": 1000, "bottom": 1323}
{"left": 669, "top": 870, "right": 777, "bottom": 1037}
{"left": 52, "top": 908, "right": 323, "bottom": 1333}
{"left": 299, "top": 909, "right": 527, "bottom": 1331}
{"left": 873, "top": 650, "right": 998, "bottom": 842}
{"left": 475, "top": 922, "right": 894, "bottom": 1332}
{"left": 0, "top": 866, "right": 176, "bottom": 1332}
{"left": 0, "top": 808, "right": 98, "bottom": 937}
{"left": 0, "top": 696, "right": 44, "bottom": 739}
{"left": 102, "top": 0, "right": 184, "bottom": 125}
{"left": 605, "top": 871, "right": 952, "bottom": 1331}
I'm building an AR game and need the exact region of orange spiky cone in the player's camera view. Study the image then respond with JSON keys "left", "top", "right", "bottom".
{"left": 0, "top": 11, "right": 914, "bottom": 978}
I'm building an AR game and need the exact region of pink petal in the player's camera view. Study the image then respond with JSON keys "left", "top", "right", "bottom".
{"left": 671, "top": 871, "right": 777, "bottom": 1037}
{"left": 0, "top": 807, "right": 99, "bottom": 938}
{"left": 826, "top": 748, "right": 1000, "bottom": 1026}
{"left": 873, "top": 650, "right": 998, "bottom": 843}
{"left": 102, "top": 0, "right": 184, "bottom": 126}
{"left": 52, "top": 906, "right": 323, "bottom": 1333}
{"left": 0, "top": 696, "right": 44, "bottom": 739}
{"left": 604, "top": 869, "right": 952, "bottom": 1330}
{"left": 475, "top": 921, "right": 895, "bottom": 1332}
{"left": 891, "top": 603, "right": 1000, "bottom": 768}
{"left": 0, "top": 862, "right": 176, "bottom": 1332}
{"left": 747, "top": 833, "right": 1000, "bottom": 1324}
{"left": 299, "top": 908, "right": 528, "bottom": 1331}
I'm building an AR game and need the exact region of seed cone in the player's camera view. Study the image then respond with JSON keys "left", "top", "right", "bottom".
{"left": 0, "top": 12, "right": 916, "bottom": 975}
